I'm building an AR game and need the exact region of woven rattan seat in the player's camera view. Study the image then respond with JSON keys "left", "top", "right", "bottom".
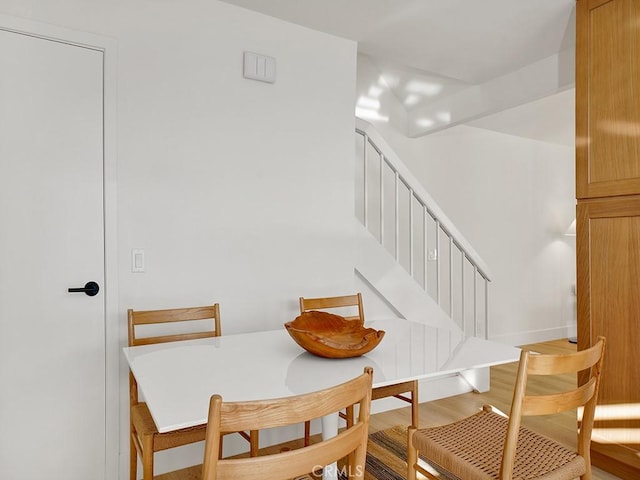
{"left": 408, "top": 337, "right": 606, "bottom": 480}
{"left": 412, "top": 406, "right": 585, "bottom": 480}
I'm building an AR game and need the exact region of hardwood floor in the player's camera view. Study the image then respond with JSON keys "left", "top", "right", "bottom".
{"left": 369, "top": 338, "right": 622, "bottom": 480}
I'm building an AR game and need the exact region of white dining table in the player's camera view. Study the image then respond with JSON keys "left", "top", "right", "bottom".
{"left": 123, "top": 318, "right": 520, "bottom": 479}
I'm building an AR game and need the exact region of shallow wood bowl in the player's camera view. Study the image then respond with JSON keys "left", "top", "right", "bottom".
{"left": 284, "top": 310, "right": 385, "bottom": 358}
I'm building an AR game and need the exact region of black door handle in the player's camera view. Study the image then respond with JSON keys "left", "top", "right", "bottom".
{"left": 68, "top": 281, "right": 100, "bottom": 296}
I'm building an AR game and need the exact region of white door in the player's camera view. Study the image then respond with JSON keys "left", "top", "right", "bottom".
{"left": 0, "top": 28, "right": 106, "bottom": 479}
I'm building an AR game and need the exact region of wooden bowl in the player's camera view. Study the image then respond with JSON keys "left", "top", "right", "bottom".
{"left": 284, "top": 311, "right": 385, "bottom": 358}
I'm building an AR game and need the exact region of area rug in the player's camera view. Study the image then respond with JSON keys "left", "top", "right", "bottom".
{"left": 296, "top": 425, "right": 456, "bottom": 480}
{"left": 360, "top": 425, "right": 413, "bottom": 480}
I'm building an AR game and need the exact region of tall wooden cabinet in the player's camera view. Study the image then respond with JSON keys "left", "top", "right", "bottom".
{"left": 576, "top": 0, "right": 640, "bottom": 477}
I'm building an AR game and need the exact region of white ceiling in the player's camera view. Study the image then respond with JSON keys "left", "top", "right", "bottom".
{"left": 221, "top": 0, "right": 576, "bottom": 145}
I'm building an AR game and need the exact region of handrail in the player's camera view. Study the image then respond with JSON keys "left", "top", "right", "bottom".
{"left": 355, "top": 118, "right": 491, "bottom": 338}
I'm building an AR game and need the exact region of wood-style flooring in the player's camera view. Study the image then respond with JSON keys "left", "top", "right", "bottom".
{"left": 368, "top": 338, "right": 621, "bottom": 480}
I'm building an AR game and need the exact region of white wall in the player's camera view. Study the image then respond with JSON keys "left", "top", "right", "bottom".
{"left": 404, "top": 126, "right": 576, "bottom": 344}
{"left": 356, "top": 53, "right": 576, "bottom": 345}
{"left": 112, "top": 2, "right": 357, "bottom": 333}
{"left": 0, "top": 1, "right": 357, "bottom": 477}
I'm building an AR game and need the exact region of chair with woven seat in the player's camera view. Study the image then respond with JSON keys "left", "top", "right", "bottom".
{"left": 407, "top": 336, "right": 606, "bottom": 480}
{"left": 298, "top": 293, "right": 419, "bottom": 446}
{"left": 128, "top": 304, "right": 259, "bottom": 480}
{"left": 155, "top": 366, "right": 374, "bottom": 480}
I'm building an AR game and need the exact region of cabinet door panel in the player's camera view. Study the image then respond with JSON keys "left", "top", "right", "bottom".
{"left": 576, "top": 0, "right": 640, "bottom": 198}
{"left": 577, "top": 198, "right": 640, "bottom": 473}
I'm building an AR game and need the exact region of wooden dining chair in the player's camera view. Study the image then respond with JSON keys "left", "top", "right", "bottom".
{"left": 155, "top": 366, "right": 373, "bottom": 480}
{"left": 299, "top": 293, "right": 419, "bottom": 445}
{"left": 407, "top": 337, "right": 606, "bottom": 480}
{"left": 128, "top": 304, "right": 259, "bottom": 480}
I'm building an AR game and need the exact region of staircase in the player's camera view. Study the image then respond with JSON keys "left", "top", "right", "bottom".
{"left": 354, "top": 118, "right": 491, "bottom": 338}
{"left": 354, "top": 119, "right": 493, "bottom": 401}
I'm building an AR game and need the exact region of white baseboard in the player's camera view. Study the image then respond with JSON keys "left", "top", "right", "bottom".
{"left": 490, "top": 325, "right": 574, "bottom": 347}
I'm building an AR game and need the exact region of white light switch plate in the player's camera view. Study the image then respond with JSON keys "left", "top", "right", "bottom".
{"left": 243, "top": 51, "right": 276, "bottom": 83}
{"left": 132, "top": 248, "right": 145, "bottom": 273}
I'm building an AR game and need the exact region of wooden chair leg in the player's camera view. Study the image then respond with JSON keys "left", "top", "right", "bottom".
{"left": 141, "top": 434, "right": 154, "bottom": 480}
{"left": 352, "top": 442, "right": 367, "bottom": 480}
{"left": 130, "top": 431, "right": 138, "bottom": 480}
{"left": 407, "top": 425, "right": 438, "bottom": 480}
{"left": 410, "top": 380, "right": 419, "bottom": 428}
{"left": 249, "top": 430, "right": 259, "bottom": 457}
{"left": 407, "top": 426, "right": 417, "bottom": 480}
{"left": 304, "top": 420, "right": 311, "bottom": 446}
{"left": 345, "top": 405, "right": 354, "bottom": 428}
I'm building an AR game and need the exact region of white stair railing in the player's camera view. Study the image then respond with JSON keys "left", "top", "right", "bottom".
{"left": 355, "top": 118, "right": 492, "bottom": 338}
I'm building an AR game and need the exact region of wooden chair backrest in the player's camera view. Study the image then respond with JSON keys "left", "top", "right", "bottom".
{"left": 299, "top": 293, "right": 364, "bottom": 323}
{"left": 201, "top": 367, "right": 373, "bottom": 480}
{"left": 500, "top": 337, "right": 606, "bottom": 479}
{"left": 128, "top": 304, "right": 221, "bottom": 347}
{"left": 128, "top": 304, "right": 221, "bottom": 406}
